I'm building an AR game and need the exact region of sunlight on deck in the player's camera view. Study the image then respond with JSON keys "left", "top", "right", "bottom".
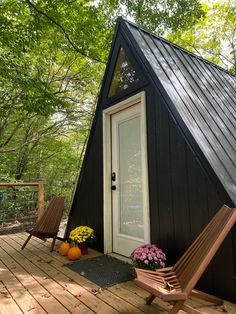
{"left": 0, "top": 232, "right": 235, "bottom": 314}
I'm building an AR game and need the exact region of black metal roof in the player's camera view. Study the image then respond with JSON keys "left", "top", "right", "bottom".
{"left": 120, "top": 18, "right": 236, "bottom": 205}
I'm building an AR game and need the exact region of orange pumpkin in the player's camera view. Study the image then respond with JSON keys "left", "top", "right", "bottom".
{"left": 67, "top": 247, "right": 81, "bottom": 261}
{"left": 59, "top": 242, "right": 70, "bottom": 256}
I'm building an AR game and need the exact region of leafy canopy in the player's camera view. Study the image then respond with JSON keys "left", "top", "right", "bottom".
{"left": 167, "top": 0, "right": 236, "bottom": 73}
{"left": 2, "top": 0, "right": 233, "bottom": 212}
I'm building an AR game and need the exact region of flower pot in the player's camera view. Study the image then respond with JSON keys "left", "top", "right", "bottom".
{"left": 78, "top": 243, "right": 88, "bottom": 255}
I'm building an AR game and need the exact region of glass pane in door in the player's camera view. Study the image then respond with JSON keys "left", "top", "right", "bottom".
{"left": 118, "top": 115, "right": 144, "bottom": 239}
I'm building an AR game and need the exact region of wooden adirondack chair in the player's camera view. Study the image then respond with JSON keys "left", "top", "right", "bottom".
{"left": 135, "top": 205, "right": 236, "bottom": 313}
{"left": 21, "top": 196, "right": 66, "bottom": 252}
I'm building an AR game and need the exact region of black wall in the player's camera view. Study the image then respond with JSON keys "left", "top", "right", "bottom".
{"left": 66, "top": 105, "right": 104, "bottom": 251}
{"left": 146, "top": 86, "right": 236, "bottom": 301}
{"left": 66, "top": 83, "right": 236, "bottom": 302}
{"left": 66, "top": 25, "right": 236, "bottom": 301}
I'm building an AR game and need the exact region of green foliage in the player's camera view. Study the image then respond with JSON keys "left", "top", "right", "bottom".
{"left": 167, "top": 0, "right": 236, "bottom": 73}
{"left": 121, "top": 0, "right": 204, "bottom": 34}
{"left": 0, "top": 0, "right": 40, "bottom": 54}
{"left": 1, "top": 0, "right": 234, "bottom": 225}
{"left": 0, "top": 186, "right": 37, "bottom": 222}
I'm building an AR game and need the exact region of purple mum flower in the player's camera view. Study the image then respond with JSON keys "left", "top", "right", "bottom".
{"left": 130, "top": 244, "right": 166, "bottom": 270}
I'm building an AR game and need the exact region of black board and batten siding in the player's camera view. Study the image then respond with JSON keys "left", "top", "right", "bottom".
{"left": 125, "top": 21, "right": 236, "bottom": 205}
{"left": 66, "top": 18, "right": 236, "bottom": 302}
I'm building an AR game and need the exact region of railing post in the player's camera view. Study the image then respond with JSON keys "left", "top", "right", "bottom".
{"left": 37, "top": 177, "right": 45, "bottom": 221}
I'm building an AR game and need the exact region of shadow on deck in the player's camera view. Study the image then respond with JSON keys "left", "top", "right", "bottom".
{"left": 0, "top": 232, "right": 235, "bottom": 313}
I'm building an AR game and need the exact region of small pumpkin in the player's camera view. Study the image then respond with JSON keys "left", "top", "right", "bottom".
{"left": 67, "top": 247, "right": 82, "bottom": 261}
{"left": 59, "top": 242, "right": 70, "bottom": 256}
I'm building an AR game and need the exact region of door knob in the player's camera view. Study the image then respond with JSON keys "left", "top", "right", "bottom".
{"left": 111, "top": 185, "right": 116, "bottom": 190}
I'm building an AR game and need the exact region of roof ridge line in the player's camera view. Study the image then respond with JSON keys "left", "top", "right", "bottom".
{"left": 118, "top": 17, "right": 235, "bottom": 78}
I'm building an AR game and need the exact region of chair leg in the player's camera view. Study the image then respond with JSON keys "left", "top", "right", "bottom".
{"left": 182, "top": 303, "right": 203, "bottom": 314}
{"left": 191, "top": 289, "right": 224, "bottom": 305}
{"left": 21, "top": 234, "right": 32, "bottom": 250}
{"left": 146, "top": 294, "right": 156, "bottom": 304}
{"left": 190, "top": 289, "right": 227, "bottom": 312}
{"left": 50, "top": 235, "right": 57, "bottom": 252}
{"left": 169, "top": 301, "right": 185, "bottom": 314}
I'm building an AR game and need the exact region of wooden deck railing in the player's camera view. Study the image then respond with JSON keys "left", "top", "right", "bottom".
{"left": 0, "top": 178, "right": 45, "bottom": 221}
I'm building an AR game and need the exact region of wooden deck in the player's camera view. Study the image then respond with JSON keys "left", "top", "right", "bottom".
{"left": 0, "top": 233, "right": 236, "bottom": 314}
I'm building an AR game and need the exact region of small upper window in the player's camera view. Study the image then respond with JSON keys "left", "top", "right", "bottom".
{"left": 108, "top": 47, "right": 140, "bottom": 98}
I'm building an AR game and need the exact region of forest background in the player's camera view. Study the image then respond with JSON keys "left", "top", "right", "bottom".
{"left": 0, "top": 0, "right": 235, "bottom": 220}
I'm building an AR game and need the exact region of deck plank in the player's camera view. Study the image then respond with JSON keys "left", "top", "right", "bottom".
{"left": 0, "top": 249, "right": 71, "bottom": 314}
{"left": 9, "top": 233, "right": 236, "bottom": 314}
{"left": 0, "top": 259, "right": 46, "bottom": 314}
{"left": 19, "top": 232, "right": 101, "bottom": 262}
{"left": 11, "top": 233, "right": 146, "bottom": 313}
{"left": 0, "top": 280, "right": 23, "bottom": 314}
{"left": 4, "top": 235, "right": 118, "bottom": 314}
{"left": 120, "top": 280, "right": 172, "bottom": 311}
{"left": 16, "top": 234, "right": 149, "bottom": 313}
{"left": 3, "top": 234, "right": 143, "bottom": 314}
{"left": 0, "top": 238, "right": 89, "bottom": 314}
{"left": 108, "top": 284, "right": 167, "bottom": 313}
{"left": 1, "top": 232, "right": 236, "bottom": 314}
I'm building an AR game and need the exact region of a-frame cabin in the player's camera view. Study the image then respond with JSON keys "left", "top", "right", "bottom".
{"left": 66, "top": 17, "right": 236, "bottom": 302}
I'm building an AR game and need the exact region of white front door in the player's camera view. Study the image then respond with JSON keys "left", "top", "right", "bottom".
{"left": 110, "top": 99, "right": 150, "bottom": 257}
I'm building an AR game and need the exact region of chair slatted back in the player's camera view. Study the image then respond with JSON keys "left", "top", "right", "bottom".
{"left": 173, "top": 205, "right": 236, "bottom": 293}
{"left": 34, "top": 196, "right": 65, "bottom": 235}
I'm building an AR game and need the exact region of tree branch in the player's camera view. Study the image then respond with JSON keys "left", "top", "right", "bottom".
{"left": 0, "top": 112, "right": 30, "bottom": 148}
{"left": 25, "top": 0, "right": 105, "bottom": 64}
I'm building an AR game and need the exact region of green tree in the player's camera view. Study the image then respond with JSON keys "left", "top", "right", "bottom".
{"left": 0, "top": 0, "right": 207, "bottom": 217}
{"left": 167, "top": 0, "right": 236, "bottom": 73}
{"left": 120, "top": 0, "right": 203, "bottom": 34}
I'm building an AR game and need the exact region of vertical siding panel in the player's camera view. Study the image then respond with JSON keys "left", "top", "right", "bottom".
{"left": 186, "top": 149, "right": 209, "bottom": 240}
{"left": 169, "top": 118, "right": 191, "bottom": 260}
{"left": 67, "top": 112, "right": 104, "bottom": 251}
{"left": 145, "top": 88, "right": 160, "bottom": 245}
{"left": 207, "top": 184, "right": 236, "bottom": 300}
{"left": 154, "top": 100, "right": 175, "bottom": 264}
{"left": 186, "top": 148, "right": 214, "bottom": 293}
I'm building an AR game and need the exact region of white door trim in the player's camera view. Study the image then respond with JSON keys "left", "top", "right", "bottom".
{"left": 103, "top": 91, "right": 150, "bottom": 255}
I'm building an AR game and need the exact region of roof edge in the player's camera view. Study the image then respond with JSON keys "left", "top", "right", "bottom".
{"left": 118, "top": 17, "right": 236, "bottom": 78}
{"left": 119, "top": 16, "right": 235, "bottom": 207}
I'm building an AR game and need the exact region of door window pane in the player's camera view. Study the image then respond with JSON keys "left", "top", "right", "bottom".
{"left": 118, "top": 115, "right": 144, "bottom": 239}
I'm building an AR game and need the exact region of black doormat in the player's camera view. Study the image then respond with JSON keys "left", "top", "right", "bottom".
{"left": 66, "top": 255, "right": 135, "bottom": 287}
